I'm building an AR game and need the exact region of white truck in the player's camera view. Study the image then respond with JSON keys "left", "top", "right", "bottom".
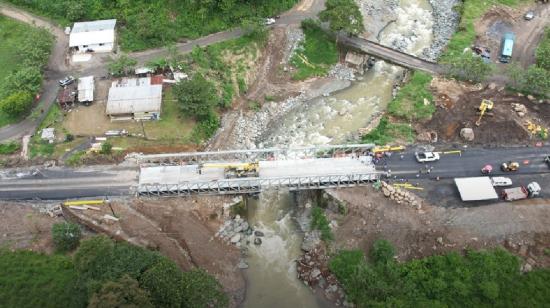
{"left": 501, "top": 182, "right": 541, "bottom": 201}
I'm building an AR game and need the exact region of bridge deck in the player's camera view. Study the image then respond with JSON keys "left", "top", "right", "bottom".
{"left": 138, "top": 156, "right": 379, "bottom": 195}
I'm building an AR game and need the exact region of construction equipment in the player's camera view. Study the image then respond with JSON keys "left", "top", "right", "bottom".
{"left": 481, "top": 164, "right": 493, "bottom": 174}
{"left": 501, "top": 161, "right": 520, "bottom": 172}
{"left": 373, "top": 145, "right": 405, "bottom": 153}
{"left": 475, "top": 99, "right": 494, "bottom": 126}
{"left": 200, "top": 162, "right": 260, "bottom": 179}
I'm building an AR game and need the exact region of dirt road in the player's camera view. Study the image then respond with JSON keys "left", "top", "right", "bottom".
{"left": 0, "top": 3, "right": 69, "bottom": 141}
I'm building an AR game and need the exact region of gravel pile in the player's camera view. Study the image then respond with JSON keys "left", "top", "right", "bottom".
{"left": 328, "top": 63, "right": 357, "bottom": 81}
{"left": 422, "top": 0, "right": 461, "bottom": 61}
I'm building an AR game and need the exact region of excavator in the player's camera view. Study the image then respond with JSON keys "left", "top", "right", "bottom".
{"left": 475, "top": 99, "right": 494, "bottom": 126}
{"left": 199, "top": 162, "right": 260, "bottom": 179}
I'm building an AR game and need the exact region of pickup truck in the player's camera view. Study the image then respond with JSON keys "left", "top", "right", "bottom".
{"left": 415, "top": 152, "right": 440, "bottom": 163}
{"left": 501, "top": 182, "right": 541, "bottom": 201}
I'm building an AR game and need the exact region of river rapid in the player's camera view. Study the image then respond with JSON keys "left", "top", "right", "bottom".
{"left": 242, "top": 0, "right": 438, "bottom": 307}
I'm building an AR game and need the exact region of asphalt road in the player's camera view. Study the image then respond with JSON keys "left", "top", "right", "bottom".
{"left": 377, "top": 146, "right": 550, "bottom": 180}
{"left": 2, "top": 146, "right": 550, "bottom": 201}
{"left": 0, "top": 165, "right": 138, "bottom": 200}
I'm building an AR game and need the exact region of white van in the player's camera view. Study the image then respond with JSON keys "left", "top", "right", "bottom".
{"left": 491, "top": 177, "right": 513, "bottom": 187}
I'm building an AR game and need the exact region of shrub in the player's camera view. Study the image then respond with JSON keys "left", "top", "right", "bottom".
{"left": 108, "top": 55, "right": 137, "bottom": 77}
{"left": 0, "top": 142, "right": 21, "bottom": 155}
{"left": 88, "top": 275, "right": 153, "bottom": 308}
{"left": 369, "top": 239, "right": 395, "bottom": 264}
{"left": 100, "top": 142, "right": 113, "bottom": 155}
{"left": 311, "top": 207, "right": 333, "bottom": 241}
{"left": 175, "top": 73, "right": 217, "bottom": 120}
{"left": 52, "top": 222, "right": 82, "bottom": 253}
{"left": 0, "top": 91, "right": 33, "bottom": 117}
{"left": 181, "top": 269, "right": 228, "bottom": 308}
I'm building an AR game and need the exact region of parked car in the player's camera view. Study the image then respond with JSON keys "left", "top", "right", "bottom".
{"left": 264, "top": 18, "right": 276, "bottom": 25}
{"left": 524, "top": 11, "right": 535, "bottom": 20}
{"left": 481, "top": 164, "right": 493, "bottom": 174}
{"left": 544, "top": 155, "right": 550, "bottom": 168}
{"left": 490, "top": 177, "right": 513, "bottom": 187}
{"left": 501, "top": 161, "right": 520, "bottom": 172}
{"left": 59, "top": 76, "right": 75, "bottom": 87}
{"left": 415, "top": 152, "right": 440, "bottom": 163}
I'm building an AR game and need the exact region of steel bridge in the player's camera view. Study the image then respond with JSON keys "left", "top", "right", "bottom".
{"left": 136, "top": 144, "right": 383, "bottom": 196}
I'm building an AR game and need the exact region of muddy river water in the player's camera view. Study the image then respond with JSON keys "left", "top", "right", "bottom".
{"left": 242, "top": 0, "right": 434, "bottom": 306}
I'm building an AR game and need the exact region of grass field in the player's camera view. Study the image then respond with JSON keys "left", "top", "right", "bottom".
{"left": 387, "top": 72, "right": 435, "bottom": 121}
{"left": 291, "top": 21, "right": 338, "bottom": 80}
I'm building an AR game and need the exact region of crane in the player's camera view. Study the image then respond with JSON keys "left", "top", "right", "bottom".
{"left": 199, "top": 162, "right": 260, "bottom": 179}
{"left": 475, "top": 99, "right": 494, "bottom": 126}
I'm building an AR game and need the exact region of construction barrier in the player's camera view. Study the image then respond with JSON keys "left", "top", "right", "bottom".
{"left": 393, "top": 183, "right": 424, "bottom": 190}
{"left": 373, "top": 146, "right": 405, "bottom": 153}
{"left": 63, "top": 200, "right": 104, "bottom": 206}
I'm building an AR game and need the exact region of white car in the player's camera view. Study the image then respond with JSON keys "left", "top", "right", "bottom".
{"left": 524, "top": 11, "right": 535, "bottom": 21}
{"left": 490, "top": 177, "right": 513, "bottom": 187}
{"left": 264, "top": 18, "right": 276, "bottom": 26}
{"left": 415, "top": 152, "right": 440, "bottom": 163}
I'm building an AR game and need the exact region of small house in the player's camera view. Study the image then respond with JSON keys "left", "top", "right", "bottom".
{"left": 57, "top": 85, "right": 77, "bottom": 110}
{"left": 69, "top": 19, "right": 116, "bottom": 53}
{"left": 77, "top": 76, "right": 94, "bottom": 104}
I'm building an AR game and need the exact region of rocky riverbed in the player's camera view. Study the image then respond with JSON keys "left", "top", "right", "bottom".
{"left": 423, "top": 0, "right": 461, "bottom": 60}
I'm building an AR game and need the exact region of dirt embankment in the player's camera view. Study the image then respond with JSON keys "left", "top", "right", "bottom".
{"left": 65, "top": 196, "right": 247, "bottom": 307}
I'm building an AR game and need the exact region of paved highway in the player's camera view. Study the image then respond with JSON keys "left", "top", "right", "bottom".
{"left": 378, "top": 146, "right": 550, "bottom": 180}
{"left": 1, "top": 146, "right": 550, "bottom": 200}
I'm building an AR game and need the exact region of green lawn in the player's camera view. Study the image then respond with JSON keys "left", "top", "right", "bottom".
{"left": 361, "top": 117, "right": 415, "bottom": 146}
{"left": 387, "top": 72, "right": 435, "bottom": 121}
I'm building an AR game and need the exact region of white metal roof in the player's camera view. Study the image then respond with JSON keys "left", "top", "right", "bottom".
{"left": 69, "top": 19, "right": 116, "bottom": 47}
{"left": 106, "top": 85, "right": 162, "bottom": 115}
{"left": 454, "top": 177, "right": 499, "bottom": 201}
{"left": 77, "top": 76, "right": 94, "bottom": 102}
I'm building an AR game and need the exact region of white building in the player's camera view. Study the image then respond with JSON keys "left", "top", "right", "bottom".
{"left": 69, "top": 19, "right": 116, "bottom": 53}
{"left": 77, "top": 76, "right": 94, "bottom": 104}
{"left": 106, "top": 79, "right": 163, "bottom": 121}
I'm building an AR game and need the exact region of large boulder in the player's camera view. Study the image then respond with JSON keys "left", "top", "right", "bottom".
{"left": 460, "top": 128, "right": 475, "bottom": 141}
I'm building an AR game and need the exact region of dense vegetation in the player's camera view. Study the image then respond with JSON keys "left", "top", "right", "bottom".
{"left": 319, "top": 0, "right": 364, "bottom": 37}
{"left": 387, "top": 72, "right": 434, "bottom": 121}
{"left": 6, "top": 0, "right": 297, "bottom": 51}
{"left": 361, "top": 117, "right": 414, "bottom": 146}
{"left": 0, "top": 16, "right": 53, "bottom": 126}
{"left": 52, "top": 222, "right": 82, "bottom": 253}
{"left": 291, "top": 20, "right": 339, "bottom": 80}
{"left": 507, "top": 27, "right": 550, "bottom": 98}
{"left": 0, "top": 235, "right": 227, "bottom": 307}
{"left": 311, "top": 207, "right": 334, "bottom": 242}
{"left": 330, "top": 240, "right": 550, "bottom": 307}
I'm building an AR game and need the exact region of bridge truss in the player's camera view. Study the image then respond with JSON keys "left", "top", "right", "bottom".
{"left": 137, "top": 172, "right": 381, "bottom": 197}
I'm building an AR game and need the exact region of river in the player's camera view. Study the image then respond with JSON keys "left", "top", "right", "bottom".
{"left": 242, "top": 0, "right": 434, "bottom": 306}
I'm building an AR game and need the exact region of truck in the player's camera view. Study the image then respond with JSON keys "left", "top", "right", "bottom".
{"left": 415, "top": 152, "right": 440, "bottom": 163}
{"left": 501, "top": 182, "right": 541, "bottom": 201}
{"left": 499, "top": 32, "right": 515, "bottom": 63}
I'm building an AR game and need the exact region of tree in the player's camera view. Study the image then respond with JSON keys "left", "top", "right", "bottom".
{"left": 4, "top": 67, "right": 43, "bottom": 94}
{"left": 52, "top": 222, "right": 82, "bottom": 252}
{"left": 139, "top": 259, "right": 184, "bottom": 308}
{"left": 319, "top": 0, "right": 365, "bottom": 37}
{"left": 369, "top": 239, "right": 395, "bottom": 264}
{"left": 88, "top": 275, "right": 154, "bottom": 308}
{"left": 108, "top": 55, "right": 138, "bottom": 77}
{"left": 0, "top": 91, "right": 33, "bottom": 117}
{"left": 174, "top": 73, "right": 217, "bottom": 120}
{"left": 181, "top": 269, "right": 228, "bottom": 308}
{"left": 507, "top": 63, "right": 550, "bottom": 98}
{"left": 242, "top": 18, "right": 268, "bottom": 43}
{"left": 443, "top": 53, "right": 492, "bottom": 83}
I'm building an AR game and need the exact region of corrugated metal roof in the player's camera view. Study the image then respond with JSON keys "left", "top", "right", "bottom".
{"left": 454, "top": 177, "right": 498, "bottom": 201}
{"left": 106, "top": 85, "right": 163, "bottom": 115}
{"left": 78, "top": 76, "right": 94, "bottom": 102}
{"left": 69, "top": 19, "right": 116, "bottom": 47}
{"left": 72, "top": 19, "right": 116, "bottom": 33}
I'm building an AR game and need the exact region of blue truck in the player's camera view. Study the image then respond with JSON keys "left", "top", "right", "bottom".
{"left": 499, "top": 32, "right": 515, "bottom": 63}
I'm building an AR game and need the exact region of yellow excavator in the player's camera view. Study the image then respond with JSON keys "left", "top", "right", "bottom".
{"left": 199, "top": 162, "right": 260, "bottom": 179}
{"left": 475, "top": 99, "right": 494, "bottom": 126}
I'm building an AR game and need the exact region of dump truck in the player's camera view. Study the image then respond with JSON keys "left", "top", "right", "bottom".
{"left": 501, "top": 182, "right": 541, "bottom": 201}
{"left": 499, "top": 32, "right": 515, "bottom": 63}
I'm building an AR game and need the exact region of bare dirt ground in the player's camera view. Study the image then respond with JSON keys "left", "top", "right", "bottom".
{"left": 421, "top": 77, "right": 550, "bottom": 146}
{"left": 328, "top": 186, "right": 550, "bottom": 267}
{"left": 0, "top": 202, "right": 63, "bottom": 253}
{"left": 65, "top": 196, "right": 246, "bottom": 307}
{"left": 474, "top": 2, "right": 550, "bottom": 68}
